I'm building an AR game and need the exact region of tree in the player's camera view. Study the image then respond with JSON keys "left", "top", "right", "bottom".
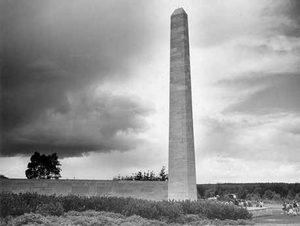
{"left": 25, "top": 152, "right": 61, "bottom": 179}
{"left": 113, "top": 166, "right": 168, "bottom": 181}
{"left": 134, "top": 171, "right": 142, "bottom": 180}
{"left": 158, "top": 166, "right": 168, "bottom": 181}
{"left": 272, "top": 192, "right": 281, "bottom": 201}
{"left": 237, "top": 187, "right": 248, "bottom": 199}
{"left": 263, "top": 189, "right": 274, "bottom": 200}
{"left": 246, "top": 193, "right": 260, "bottom": 201}
{"left": 0, "top": 174, "right": 8, "bottom": 179}
{"left": 253, "top": 187, "right": 263, "bottom": 198}
{"left": 205, "top": 188, "right": 217, "bottom": 198}
{"left": 295, "top": 193, "right": 300, "bottom": 202}
{"left": 287, "top": 189, "right": 296, "bottom": 200}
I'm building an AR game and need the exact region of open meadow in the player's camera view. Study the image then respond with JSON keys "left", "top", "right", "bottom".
{"left": 253, "top": 203, "right": 300, "bottom": 226}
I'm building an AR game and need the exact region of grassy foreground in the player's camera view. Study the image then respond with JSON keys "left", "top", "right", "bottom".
{"left": 0, "top": 193, "right": 253, "bottom": 225}
{"left": 0, "top": 210, "right": 254, "bottom": 226}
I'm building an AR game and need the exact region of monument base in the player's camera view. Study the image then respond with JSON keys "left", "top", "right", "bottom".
{"left": 247, "top": 207, "right": 273, "bottom": 217}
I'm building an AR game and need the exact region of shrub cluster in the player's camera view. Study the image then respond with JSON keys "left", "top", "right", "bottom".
{"left": 0, "top": 211, "right": 168, "bottom": 226}
{"left": 0, "top": 211, "right": 253, "bottom": 226}
{"left": 0, "top": 192, "right": 251, "bottom": 222}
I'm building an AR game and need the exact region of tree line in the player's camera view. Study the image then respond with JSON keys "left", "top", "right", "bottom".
{"left": 113, "top": 166, "right": 168, "bottom": 181}
{"left": 197, "top": 183, "right": 300, "bottom": 201}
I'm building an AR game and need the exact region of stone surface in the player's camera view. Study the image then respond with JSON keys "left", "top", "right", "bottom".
{"left": 0, "top": 179, "right": 168, "bottom": 200}
{"left": 168, "top": 8, "right": 197, "bottom": 200}
{"left": 248, "top": 207, "right": 273, "bottom": 217}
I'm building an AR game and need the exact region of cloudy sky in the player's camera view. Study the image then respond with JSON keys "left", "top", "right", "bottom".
{"left": 1, "top": 0, "right": 300, "bottom": 183}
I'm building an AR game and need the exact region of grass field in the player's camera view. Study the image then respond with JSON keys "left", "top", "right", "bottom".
{"left": 253, "top": 204, "right": 300, "bottom": 226}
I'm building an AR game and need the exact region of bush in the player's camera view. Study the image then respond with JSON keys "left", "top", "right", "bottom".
{"left": 0, "top": 192, "right": 252, "bottom": 221}
{"left": 36, "top": 202, "right": 64, "bottom": 216}
{"left": 0, "top": 211, "right": 168, "bottom": 226}
{"left": 295, "top": 193, "right": 300, "bottom": 202}
{"left": 0, "top": 211, "right": 254, "bottom": 226}
{"left": 0, "top": 192, "right": 54, "bottom": 217}
{"left": 5, "top": 213, "right": 51, "bottom": 226}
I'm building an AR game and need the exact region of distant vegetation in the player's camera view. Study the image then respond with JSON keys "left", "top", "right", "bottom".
{"left": 197, "top": 183, "right": 300, "bottom": 202}
{"left": 25, "top": 152, "right": 61, "bottom": 179}
{"left": 114, "top": 167, "right": 300, "bottom": 202}
{"left": 113, "top": 166, "right": 168, "bottom": 181}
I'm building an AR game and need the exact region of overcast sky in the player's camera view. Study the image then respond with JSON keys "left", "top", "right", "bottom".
{"left": 1, "top": 0, "right": 300, "bottom": 183}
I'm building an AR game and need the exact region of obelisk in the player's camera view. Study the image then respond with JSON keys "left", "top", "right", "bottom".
{"left": 168, "top": 8, "right": 197, "bottom": 200}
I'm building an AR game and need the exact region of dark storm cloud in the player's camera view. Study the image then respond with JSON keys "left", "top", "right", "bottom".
{"left": 2, "top": 91, "right": 153, "bottom": 157}
{"left": 1, "top": 0, "right": 155, "bottom": 157}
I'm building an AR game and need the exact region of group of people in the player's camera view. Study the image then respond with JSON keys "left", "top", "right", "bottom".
{"left": 255, "top": 200, "right": 264, "bottom": 207}
{"left": 282, "top": 201, "right": 299, "bottom": 216}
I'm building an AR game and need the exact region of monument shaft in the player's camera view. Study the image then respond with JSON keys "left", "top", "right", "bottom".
{"left": 168, "top": 8, "right": 197, "bottom": 200}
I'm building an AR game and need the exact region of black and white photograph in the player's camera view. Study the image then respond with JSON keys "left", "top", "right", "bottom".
{"left": 1, "top": 0, "right": 300, "bottom": 225}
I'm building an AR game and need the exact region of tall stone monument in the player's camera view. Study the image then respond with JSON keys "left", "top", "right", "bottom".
{"left": 168, "top": 8, "right": 197, "bottom": 200}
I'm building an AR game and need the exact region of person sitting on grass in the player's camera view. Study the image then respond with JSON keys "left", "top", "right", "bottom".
{"left": 282, "top": 201, "right": 287, "bottom": 215}
{"left": 292, "top": 201, "right": 299, "bottom": 215}
{"left": 256, "top": 200, "right": 259, "bottom": 207}
{"left": 286, "top": 203, "right": 297, "bottom": 217}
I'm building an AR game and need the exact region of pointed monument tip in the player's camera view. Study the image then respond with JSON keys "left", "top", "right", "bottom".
{"left": 172, "top": 7, "right": 187, "bottom": 16}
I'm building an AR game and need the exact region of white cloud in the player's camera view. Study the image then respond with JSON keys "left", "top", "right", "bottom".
{"left": 0, "top": 157, "right": 28, "bottom": 179}
{"left": 196, "top": 157, "right": 300, "bottom": 183}
{"left": 196, "top": 112, "right": 300, "bottom": 164}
